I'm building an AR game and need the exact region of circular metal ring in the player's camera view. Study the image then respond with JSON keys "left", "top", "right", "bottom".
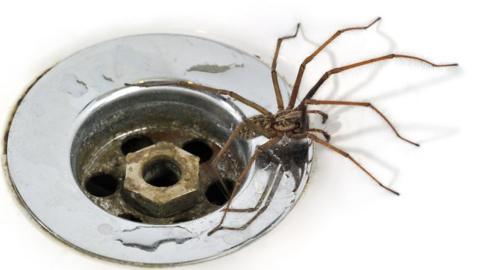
{"left": 5, "top": 34, "right": 313, "bottom": 265}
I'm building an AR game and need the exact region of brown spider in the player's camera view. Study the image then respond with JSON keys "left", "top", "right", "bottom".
{"left": 131, "top": 17, "right": 457, "bottom": 235}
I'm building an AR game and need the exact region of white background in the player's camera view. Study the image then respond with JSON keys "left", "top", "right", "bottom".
{"left": 0, "top": 0, "right": 478, "bottom": 269}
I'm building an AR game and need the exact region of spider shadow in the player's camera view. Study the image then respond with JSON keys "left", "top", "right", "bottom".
{"left": 256, "top": 139, "right": 311, "bottom": 193}
{"left": 300, "top": 19, "right": 396, "bottom": 102}
{"left": 299, "top": 20, "right": 460, "bottom": 185}
{"left": 333, "top": 123, "right": 459, "bottom": 145}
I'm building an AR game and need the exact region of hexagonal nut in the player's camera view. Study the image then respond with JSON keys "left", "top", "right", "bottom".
{"left": 122, "top": 142, "right": 200, "bottom": 218}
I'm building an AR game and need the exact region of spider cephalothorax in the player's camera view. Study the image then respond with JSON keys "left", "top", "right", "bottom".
{"left": 238, "top": 108, "right": 308, "bottom": 140}
{"left": 131, "top": 17, "right": 457, "bottom": 236}
{"left": 271, "top": 109, "right": 304, "bottom": 132}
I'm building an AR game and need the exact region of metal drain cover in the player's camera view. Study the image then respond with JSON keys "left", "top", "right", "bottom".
{"left": 4, "top": 34, "right": 312, "bottom": 265}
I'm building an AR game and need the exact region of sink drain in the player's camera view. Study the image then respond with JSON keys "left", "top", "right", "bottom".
{"left": 4, "top": 34, "right": 312, "bottom": 265}
{"left": 71, "top": 84, "right": 249, "bottom": 224}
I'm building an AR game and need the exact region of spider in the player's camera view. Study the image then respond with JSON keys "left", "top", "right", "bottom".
{"left": 130, "top": 17, "right": 457, "bottom": 235}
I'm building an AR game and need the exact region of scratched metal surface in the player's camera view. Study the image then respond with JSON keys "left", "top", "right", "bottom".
{"left": 5, "top": 34, "right": 313, "bottom": 265}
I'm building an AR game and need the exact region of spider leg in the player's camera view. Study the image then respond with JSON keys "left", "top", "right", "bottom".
{"left": 307, "top": 133, "right": 399, "bottom": 195}
{"left": 287, "top": 17, "right": 382, "bottom": 109}
{"left": 208, "top": 137, "right": 280, "bottom": 236}
{"left": 216, "top": 166, "right": 284, "bottom": 232}
{"left": 307, "top": 128, "right": 331, "bottom": 142}
{"left": 177, "top": 80, "right": 273, "bottom": 115}
{"left": 300, "top": 54, "right": 458, "bottom": 103}
{"left": 306, "top": 109, "right": 329, "bottom": 124}
{"left": 291, "top": 129, "right": 331, "bottom": 141}
{"left": 211, "top": 119, "right": 266, "bottom": 195}
{"left": 271, "top": 23, "right": 301, "bottom": 110}
{"left": 212, "top": 123, "right": 246, "bottom": 166}
{"left": 226, "top": 162, "right": 283, "bottom": 214}
{"left": 129, "top": 80, "right": 271, "bottom": 115}
{"left": 305, "top": 99, "right": 419, "bottom": 146}
{"left": 209, "top": 123, "right": 247, "bottom": 198}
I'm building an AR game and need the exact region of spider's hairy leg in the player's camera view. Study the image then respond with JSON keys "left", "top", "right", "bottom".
{"left": 271, "top": 23, "right": 301, "bottom": 110}
{"left": 174, "top": 80, "right": 272, "bottom": 115}
{"left": 306, "top": 109, "right": 329, "bottom": 124}
{"left": 208, "top": 122, "right": 247, "bottom": 198}
{"left": 291, "top": 128, "right": 331, "bottom": 142}
{"left": 208, "top": 137, "right": 281, "bottom": 236}
{"left": 307, "top": 133, "right": 400, "bottom": 195}
{"left": 307, "top": 128, "right": 331, "bottom": 142}
{"left": 128, "top": 80, "right": 272, "bottom": 115}
{"left": 301, "top": 54, "right": 458, "bottom": 103}
{"left": 287, "top": 17, "right": 382, "bottom": 109}
{"left": 215, "top": 167, "right": 283, "bottom": 232}
{"left": 305, "top": 99, "right": 419, "bottom": 146}
{"left": 225, "top": 163, "right": 282, "bottom": 214}
{"left": 212, "top": 122, "right": 246, "bottom": 166}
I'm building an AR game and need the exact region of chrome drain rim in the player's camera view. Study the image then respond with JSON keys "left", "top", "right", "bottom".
{"left": 5, "top": 34, "right": 313, "bottom": 265}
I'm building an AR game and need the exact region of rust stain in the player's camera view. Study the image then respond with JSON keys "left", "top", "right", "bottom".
{"left": 186, "top": 63, "right": 244, "bottom": 74}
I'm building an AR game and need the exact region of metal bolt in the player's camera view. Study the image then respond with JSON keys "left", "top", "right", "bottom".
{"left": 122, "top": 142, "right": 200, "bottom": 218}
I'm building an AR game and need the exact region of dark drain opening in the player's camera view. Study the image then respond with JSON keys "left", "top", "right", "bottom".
{"left": 206, "top": 179, "right": 235, "bottom": 206}
{"left": 118, "top": 213, "right": 143, "bottom": 222}
{"left": 143, "top": 158, "right": 181, "bottom": 187}
{"left": 182, "top": 139, "right": 213, "bottom": 163}
{"left": 121, "top": 135, "right": 154, "bottom": 155}
{"left": 85, "top": 173, "right": 119, "bottom": 197}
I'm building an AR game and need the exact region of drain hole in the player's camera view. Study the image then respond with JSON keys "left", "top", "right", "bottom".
{"left": 121, "top": 135, "right": 154, "bottom": 155}
{"left": 174, "top": 216, "right": 191, "bottom": 223}
{"left": 118, "top": 213, "right": 142, "bottom": 222}
{"left": 206, "top": 179, "right": 235, "bottom": 206}
{"left": 85, "top": 173, "right": 119, "bottom": 197}
{"left": 143, "top": 158, "right": 181, "bottom": 187}
{"left": 182, "top": 139, "right": 213, "bottom": 163}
